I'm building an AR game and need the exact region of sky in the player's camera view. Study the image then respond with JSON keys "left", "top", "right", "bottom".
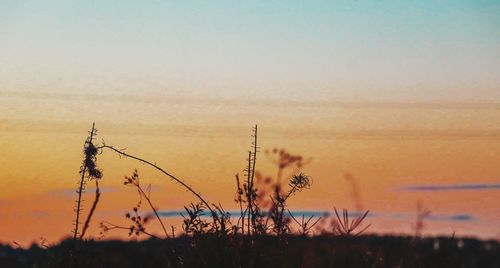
{"left": 0, "top": 1, "right": 499, "bottom": 245}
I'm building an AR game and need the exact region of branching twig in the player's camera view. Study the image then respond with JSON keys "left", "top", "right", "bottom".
{"left": 100, "top": 221, "right": 160, "bottom": 239}
{"left": 124, "top": 170, "right": 169, "bottom": 238}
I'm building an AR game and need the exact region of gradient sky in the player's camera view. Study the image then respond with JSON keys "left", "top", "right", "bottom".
{"left": 1, "top": 1, "right": 500, "bottom": 245}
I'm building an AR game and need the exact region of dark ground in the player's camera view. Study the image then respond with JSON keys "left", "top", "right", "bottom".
{"left": 1, "top": 235, "right": 499, "bottom": 268}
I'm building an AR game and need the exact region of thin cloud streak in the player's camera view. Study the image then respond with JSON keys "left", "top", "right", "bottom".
{"left": 46, "top": 186, "right": 117, "bottom": 198}
{"left": 401, "top": 183, "right": 500, "bottom": 192}
{"left": 157, "top": 210, "right": 474, "bottom": 222}
{"left": 3, "top": 90, "right": 500, "bottom": 110}
{"left": 3, "top": 119, "right": 500, "bottom": 140}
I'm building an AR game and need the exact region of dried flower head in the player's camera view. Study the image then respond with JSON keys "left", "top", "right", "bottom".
{"left": 80, "top": 127, "right": 102, "bottom": 180}
{"left": 289, "top": 173, "right": 312, "bottom": 191}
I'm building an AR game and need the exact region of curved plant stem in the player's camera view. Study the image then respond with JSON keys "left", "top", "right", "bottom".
{"left": 97, "top": 145, "right": 217, "bottom": 218}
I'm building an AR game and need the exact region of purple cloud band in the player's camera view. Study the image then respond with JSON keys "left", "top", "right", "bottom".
{"left": 401, "top": 183, "right": 500, "bottom": 192}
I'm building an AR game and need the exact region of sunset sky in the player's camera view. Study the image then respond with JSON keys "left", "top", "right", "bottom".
{"left": 1, "top": 1, "right": 499, "bottom": 245}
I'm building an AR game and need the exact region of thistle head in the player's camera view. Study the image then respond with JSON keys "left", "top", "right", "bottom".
{"left": 289, "top": 173, "right": 312, "bottom": 191}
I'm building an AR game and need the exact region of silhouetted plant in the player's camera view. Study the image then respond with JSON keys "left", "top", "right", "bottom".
{"left": 38, "top": 237, "right": 51, "bottom": 249}
{"left": 100, "top": 198, "right": 159, "bottom": 239}
{"left": 75, "top": 123, "right": 371, "bottom": 244}
{"left": 73, "top": 123, "right": 103, "bottom": 242}
{"left": 246, "top": 125, "right": 259, "bottom": 233}
{"left": 80, "top": 180, "right": 101, "bottom": 239}
{"left": 265, "top": 147, "right": 311, "bottom": 188}
{"left": 257, "top": 148, "right": 311, "bottom": 208}
{"left": 234, "top": 128, "right": 315, "bottom": 237}
{"left": 74, "top": 123, "right": 233, "bottom": 240}
{"left": 234, "top": 174, "right": 245, "bottom": 234}
{"left": 66, "top": 123, "right": 225, "bottom": 239}
{"left": 179, "top": 202, "right": 235, "bottom": 237}
{"left": 124, "top": 169, "right": 169, "bottom": 237}
{"left": 235, "top": 125, "right": 275, "bottom": 236}
{"left": 95, "top": 142, "right": 222, "bottom": 227}
{"left": 100, "top": 216, "right": 159, "bottom": 239}
{"left": 287, "top": 210, "right": 322, "bottom": 236}
{"left": 124, "top": 204, "right": 155, "bottom": 238}
{"left": 344, "top": 172, "right": 364, "bottom": 211}
{"left": 182, "top": 203, "right": 209, "bottom": 236}
{"left": 331, "top": 207, "right": 371, "bottom": 237}
{"left": 269, "top": 173, "right": 313, "bottom": 236}
{"left": 99, "top": 169, "right": 168, "bottom": 239}
{"left": 413, "top": 200, "right": 431, "bottom": 239}
{"left": 235, "top": 140, "right": 314, "bottom": 236}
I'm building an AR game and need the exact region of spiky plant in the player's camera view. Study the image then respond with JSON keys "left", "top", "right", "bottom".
{"left": 73, "top": 123, "right": 102, "bottom": 242}
{"left": 331, "top": 207, "right": 371, "bottom": 237}
{"left": 287, "top": 210, "right": 322, "bottom": 236}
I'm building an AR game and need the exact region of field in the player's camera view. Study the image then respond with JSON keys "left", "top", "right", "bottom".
{"left": 1, "top": 235, "right": 499, "bottom": 267}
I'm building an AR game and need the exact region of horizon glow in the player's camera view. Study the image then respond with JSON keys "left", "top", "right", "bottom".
{"left": 1, "top": 1, "right": 499, "bottom": 245}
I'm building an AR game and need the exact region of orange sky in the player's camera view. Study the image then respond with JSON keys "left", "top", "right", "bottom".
{"left": 1, "top": 95, "right": 500, "bottom": 245}
{"left": 1, "top": 1, "right": 500, "bottom": 246}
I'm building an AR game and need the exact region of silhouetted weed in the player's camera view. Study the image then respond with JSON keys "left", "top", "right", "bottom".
{"left": 73, "top": 123, "right": 103, "bottom": 242}
{"left": 331, "top": 208, "right": 371, "bottom": 237}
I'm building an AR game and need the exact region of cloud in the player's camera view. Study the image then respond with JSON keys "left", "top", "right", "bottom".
{"left": 156, "top": 210, "right": 347, "bottom": 219}
{"left": 46, "top": 186, "right": 117, "bottom": 198}
{"left": 0, "top": 90, "right": 500, "bottom": 111}
{"left": 401, "top": 183, "right": 500, "bottom": 192}
{"left": 445, "top": 214, "right": 474, "bottom": 221}
{"left": 158, "top": 211, "right": 185, "bottom": 217}
{"left": 3, "top": 90, "right": 500, "bottom": 110}
{"left": 156, "top": 210, "right": 473, "bottom": 222}
{"left": 157, "top": 210, "right": 333, "bottom": 219}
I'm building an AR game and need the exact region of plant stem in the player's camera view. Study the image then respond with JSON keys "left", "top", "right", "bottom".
{"left": 73, "top": 122, "right": 95, "bottom": 241}
{"left": 250, "top": 125, "right": 258, "bottom": 232}
{"left": 80, "top": 179, "right": 101, "bottom": 239}
{"left": 97, "top": 145, "right": 217, "bottom": 220}
{"left": 246, "top": 151, "right": 252, "bottom": 235}
{"left": 235, "top": 174, "right": 245, "bottom": 235}
{"left": 136, "top": 185, "right": 169, "bottom": 238}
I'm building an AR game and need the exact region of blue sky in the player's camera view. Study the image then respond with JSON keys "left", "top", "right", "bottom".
{"left": 1, "top": 0, "right": 499, "bottom": 101}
